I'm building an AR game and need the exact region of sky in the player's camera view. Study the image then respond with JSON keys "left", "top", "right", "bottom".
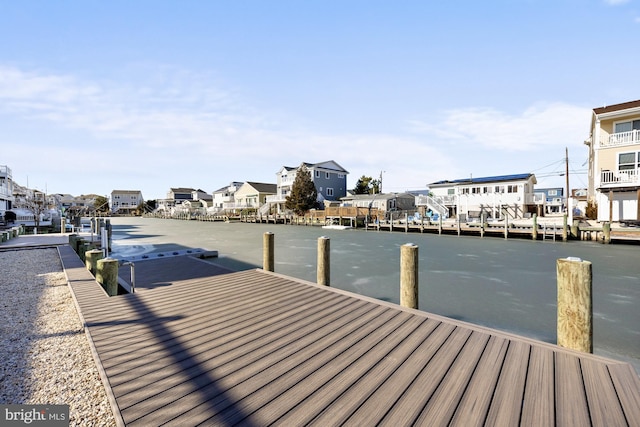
{"left": 1, "top": 1, "right": 639, "bottom": 200}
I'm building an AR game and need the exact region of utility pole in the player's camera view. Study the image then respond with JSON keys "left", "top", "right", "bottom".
{"left": 566, "top": 147, "right": 572, "bottom": 223}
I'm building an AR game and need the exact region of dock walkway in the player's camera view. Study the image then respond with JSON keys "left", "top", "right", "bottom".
{"left": 58, "top": 245, "right": 640, "bottom": 426}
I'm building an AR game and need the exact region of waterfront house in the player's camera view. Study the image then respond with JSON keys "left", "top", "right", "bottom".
{"left": 0, "top": 165, "right": 14, "bottom": 214}
{"left": 266, "top": 161, "right": 349, "bottom": 214}
{"left": 340, "top": 192, "right": 416, "bottom": 218}
{"left": 425, "top": 173, "right": 542, "bottom": 220}
{"left": 111, "top": 190, "right": 144, "bottom": 215}
{"left": 584, "top": 99, "right": 640, "bottom": 222}
{"left": 536, "top": 187, "right": 565, "bottom": 214}
{"left": 156, "top": 187, "right": 198, "bottom": 214}
{"left": 211, "top": 182, "right": 243, "bottom": 213}
{"left": 232, "top": 182, "right": 277, "bottom": 211}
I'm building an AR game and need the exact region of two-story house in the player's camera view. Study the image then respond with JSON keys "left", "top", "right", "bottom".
{"left": 111, "top": 190, "right": 144, "bottom": 214}
{"left": 212, "top": 182, "right": 243, "bottom": 212}
{"left": 536, "top": 187, "right": 565, "bottom": 214}
{"left": 267, "top": 160, "right": 349, "bottom": 213}
{"left": 585, "top": 99, "right": 640, "bottom": 222}
{"left": 0, "top": 165, "right": 14, "bottom": 214}
{"left": 233, "top": 182, "right": 277, "bottom": 211}
{"left": 425, "top": 173, "right": 541, "bottom": 220}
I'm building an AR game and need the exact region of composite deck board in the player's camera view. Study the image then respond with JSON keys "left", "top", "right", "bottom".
{"left": 57, "top": 245, "right": 640, "bottom": 426}
{"left": 449, "top": 335, "right": 511, "bottom": 426}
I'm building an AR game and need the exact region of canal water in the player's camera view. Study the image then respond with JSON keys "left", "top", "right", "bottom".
{"left": 109, "top": 217, "right": 640, "bottom": 373}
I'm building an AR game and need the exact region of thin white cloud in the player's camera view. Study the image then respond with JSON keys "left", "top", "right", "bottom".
{"left": 407, "top": 103, "right": 590, "bottom": 153}
{"left": 0, "top": 65, "right": 589, "bottom": 197}
{"left": 603, "top": 0, "right": 630, "bottom": 5}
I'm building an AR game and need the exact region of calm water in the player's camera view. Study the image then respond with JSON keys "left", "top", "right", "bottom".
{"left": 109, "top": 217, "right": 640, "bottom": 372}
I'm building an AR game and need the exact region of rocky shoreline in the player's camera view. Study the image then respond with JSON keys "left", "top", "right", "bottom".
{"left": 0, "top": 247, "right": 116, "bottom": 426}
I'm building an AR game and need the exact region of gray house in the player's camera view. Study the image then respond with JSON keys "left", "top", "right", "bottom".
{"left": 266, "top": 160, "right": 349, "bottom": 213}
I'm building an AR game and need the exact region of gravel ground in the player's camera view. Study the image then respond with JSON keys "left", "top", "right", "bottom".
{"left": 0, "top": 247, "right": 116, "bottom": 426}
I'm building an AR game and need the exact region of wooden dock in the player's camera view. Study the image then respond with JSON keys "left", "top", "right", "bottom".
{"left": 58, "top": 245, "right": 640, "bottom": 426}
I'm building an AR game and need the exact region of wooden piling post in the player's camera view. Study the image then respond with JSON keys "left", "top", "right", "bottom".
{"left": 79, "top": 242, "right": 91, "bottom": 262}
{"left": 557, "top": 257, "right": 592, "bottom": 353}
{"left": 571, "top": 220, "right": 579, "bottom": 239}
{"left": 400, "top": 243, "right": 419, "bottom": 309}
{"left": 263, "top": 232, "right": 274, "bottom": 272}
{"left": 438, "top": 215, "right": 442, "bottom": 235}
{"left": 317, "top": 236, "right": 330, "bottom": 286}
{"left": 96, "top": 258, "right": 120, "bottom": 296}
{"left": 504, "top": 216, "right": 508, "bottom": 239}
{"left": 532, "top": 214, "right": 538, "bottom": 240}
{"left": 602, "top": 222, "right": 611, "bottom": 244}
{"left": 480, "top": 213, "right": 486, "bottom": 238}
{"left": 85, "top": 249, "right": 104, "bottom": 275}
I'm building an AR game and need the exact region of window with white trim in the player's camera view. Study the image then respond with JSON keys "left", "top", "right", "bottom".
{"left": 325, "top": 172, "right": 330, "bottom": 179}
{"left": 326, "top": 188, "right": 334, "bottom": 196}
{"left": 614, "top": 120, "right": 640, "bottom": 133}
{"left": 618, "top": 151, "right": 639, "bottom": 172}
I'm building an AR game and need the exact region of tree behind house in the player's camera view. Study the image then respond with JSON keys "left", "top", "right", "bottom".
{"left": 94, "top": 196, "right": 110, "bottom": 214}
{"left": 353, "top": 175, "right": 381, "bottom": 194}
{"left": 285, "top": 165, "right": 318, "bottom": 215}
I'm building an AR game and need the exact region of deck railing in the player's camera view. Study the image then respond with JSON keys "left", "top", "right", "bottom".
{"left": 600, "top": 169, "right": 639, "bottom": 186}
{"left": 600, "top": 129, "right": 640, "bottom": 148}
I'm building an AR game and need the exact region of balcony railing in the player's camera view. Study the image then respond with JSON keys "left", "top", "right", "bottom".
{"left": 600, "top": 170, "right": 639, "bottom": 187}
{"left": 600, "top": 129, "right": 640, "bottom": 148}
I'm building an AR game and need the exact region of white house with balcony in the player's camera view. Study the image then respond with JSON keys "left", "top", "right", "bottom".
{"left": 111, "top": 190, "right": 144, "bottom": 214}
{"left": 211, "top": 182, "right": 243, "bottom": 213}
{"left": 424, "top": 173, "right": 541, "bottom": 220}
{"left": 0, "top": 165, "right": 14, "bottom": 214}
{"left": 584, "top": 99, "right": 640, "bottom": 222}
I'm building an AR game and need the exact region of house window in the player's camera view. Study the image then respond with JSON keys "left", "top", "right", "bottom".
{"left": 461, "top": 188, "right": 469, "bottom": 195}
{"left": 471, "top": 187, "right": 480, "bottom": 194}
{"left": 548, "top": 189, "right": 558, "bottom": 196}
{"left": 326, "top": 188, "right": 334, "bottom": 196}
{"left": 494, "top": 186, "right": 504, "bottom": 193}
{"left": 614, "top": 120, "right": 640, "bottom": 133}
{"left": 507, "top": 185, "right": 518, "bottom": 193}
{"left": 325, "top": 172, "right": 330, "bottom": 179}
{"left": 447, "top": 189, "right": 455, "bottom": 195}
{"left": 618, "top": 152, "right": 639, "bottom": 171}
{"left": 315, "top": 171, "right": 320, "bottom": 178}
{"left": 338, "top": 173, "right": 345, "bottom": 179}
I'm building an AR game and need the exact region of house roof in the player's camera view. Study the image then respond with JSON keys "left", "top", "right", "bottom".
{"left": 593, "top": 99, "right": 640, "bottom": 115}
{"left": 213, "top": 182, "right": 243, "bottom": 193}
{"left": 429, "top": 173, "right": 535, "bottom": 187}
{"left": 170, "top": 187, "right": 196, "bottom": 193}
{"left": 244, "top": 182, "right": 277, "bottom": 193}
{"left": 111, "top": 190, "right": 142, "bottom": 194}
{"left": 279, "top": 161, "right": 349, "bottom": 175}
{"left": 342, "top": 192, "right": 414, "bottom": 201}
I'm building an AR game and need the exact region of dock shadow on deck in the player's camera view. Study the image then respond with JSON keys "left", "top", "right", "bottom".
{"left": 58, "top": 245, "right": 640, "bottom": 426}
